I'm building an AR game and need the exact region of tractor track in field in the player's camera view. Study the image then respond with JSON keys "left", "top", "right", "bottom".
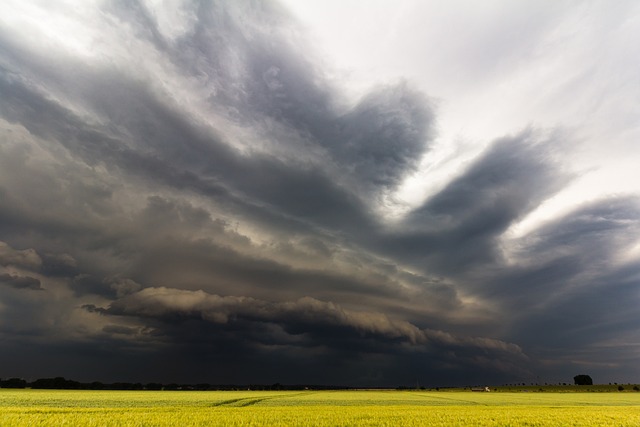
{"left": 211, "top": 392, "right": 311, "bottom": 408}
{"left": 413, "top": 393, "right": 490, "bottom": 406}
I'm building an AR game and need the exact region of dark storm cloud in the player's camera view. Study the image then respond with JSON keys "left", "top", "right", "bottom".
{"left": 519, "top": 197, "right": 640, "bottom": 263}
{"left": 102, "top": 324, "right": 140, "bottom": 336}
{"left": 0, "top": 273, "right": 42, "bottom": 290}
{"left": 0, "top": 0, "right": 638, "bottom": 386}
{"left": 85, "top": 286, "right": 528, "bottom": 384}
{"left": 419, "top": 195, "right": 640, "bottom": 382}
{"left": 0, "top": 73, "right": 231, "bottom": 199}
{"left": 493, "top": 198, "right": 640, "bottom": 343}
{"left": 0, "top": 34, "right": 372, "bottom": 237}
{"left": 480, "top": 197, "right": 640, "bottom": 307}
{"left": 2, "top": 0, "right": 434, "bottom": 199}
{"left": 71, "top": 275, "right": 143, "bottom": 299}
{"left": 379, "top": 130, "right": 570, "bottom": 273}
{"left": 0, "top": 241, "right": 41, "bottom": 270}
{"left": 413, "top": 131, "right": 565, "bottom": 226}
{"left": 41, "top": 253, "right": 78, "bottom": 277}
{"left": 71, "top": 275, "right": 114, "bottom": 298}
{"left": 331, "top": 83, "right": 435, "bottom": 190}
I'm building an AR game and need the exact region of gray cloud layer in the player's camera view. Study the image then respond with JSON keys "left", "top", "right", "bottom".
{"left": 0, "top": 273, "right": 42, "bottom": 290}
{"left": 0, "top": 0, "right": 638, "bottom": 386}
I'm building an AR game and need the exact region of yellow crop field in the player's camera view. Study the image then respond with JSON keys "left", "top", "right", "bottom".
{"left": 1, "top": 389, "right": 640, "bottom": 426}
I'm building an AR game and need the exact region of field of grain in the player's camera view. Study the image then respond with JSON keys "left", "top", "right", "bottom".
{"left": 2, "top": 389, "right": 640, "bottom": 426}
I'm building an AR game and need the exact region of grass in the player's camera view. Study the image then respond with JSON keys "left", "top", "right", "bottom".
{"left": 1, "top": 389, "right": 640, "bottom": 426}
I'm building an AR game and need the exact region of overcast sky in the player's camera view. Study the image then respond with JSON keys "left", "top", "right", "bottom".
{"left": 1, "top": 0, "right": 639, "bottom": 387}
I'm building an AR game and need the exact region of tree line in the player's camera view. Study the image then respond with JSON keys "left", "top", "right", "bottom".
{"left": 0, "top": 377, "right": 347, "bottom": 391}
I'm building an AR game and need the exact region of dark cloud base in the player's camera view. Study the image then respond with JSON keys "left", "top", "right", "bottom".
{"left": 0, "top": 0, "right": 639, "bottom": 386}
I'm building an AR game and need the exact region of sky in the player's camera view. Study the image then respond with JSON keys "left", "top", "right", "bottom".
{"left": 0, "top": 0, "right": 639, "bottom": 387}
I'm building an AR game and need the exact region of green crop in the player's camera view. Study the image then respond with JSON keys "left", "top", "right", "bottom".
{"left": 1, "top": 389, "right": 639, "bottom": 426}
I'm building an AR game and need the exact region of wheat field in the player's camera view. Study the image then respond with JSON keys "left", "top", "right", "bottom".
{"left": 2, "top": 389, "right": 640, "bottom": 426}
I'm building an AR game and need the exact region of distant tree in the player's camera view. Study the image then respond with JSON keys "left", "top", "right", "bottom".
{"left": 0, "top": 378, "right": 27, "bottom": 388}
{"left": 633, "top": 385, "right": 639, "bottom": 391}
{"left": 32, "top": 377, "right": 80, "bottom": 389}
{"left": 618, "top": 385, "right": 625, "bottom": 391}
{"left": 573, "top": 375, "right": 593, "bottom": 386}
{"left": 108, "top": 382, "right": 143, "bottom": 390}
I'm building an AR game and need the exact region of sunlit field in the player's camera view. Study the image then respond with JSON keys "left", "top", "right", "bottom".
{"left": 2, "top": 389, "right": 640, "bottom": 426}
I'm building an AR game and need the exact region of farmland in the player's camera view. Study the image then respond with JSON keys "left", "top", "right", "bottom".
{"left": 1, "top": 389, "right": 640, "bottom": 426}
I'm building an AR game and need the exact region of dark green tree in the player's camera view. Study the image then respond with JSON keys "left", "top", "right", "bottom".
{"left": 573, "top": 374, "right": 593, "bottom": 385}
{"left": 145, "top": 383, "right": 163, "bottom": 390}
{"left": 0, "top": 378, "right": 27, "bottom": 388}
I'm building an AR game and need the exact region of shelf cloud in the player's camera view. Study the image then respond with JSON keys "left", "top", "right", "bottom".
{"left": 0, "top": 0, "right": 638, "bottom": 386}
